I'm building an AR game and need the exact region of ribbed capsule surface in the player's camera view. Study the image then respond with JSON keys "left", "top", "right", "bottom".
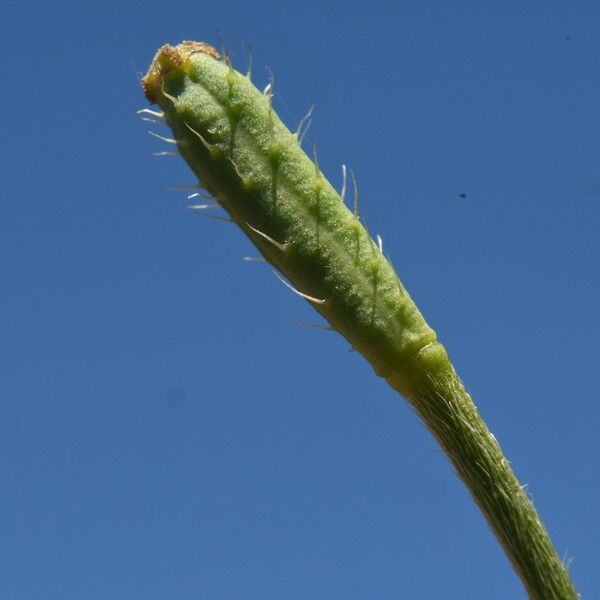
{"left": 142, "top": 41, "right": 449, "bottom": 391}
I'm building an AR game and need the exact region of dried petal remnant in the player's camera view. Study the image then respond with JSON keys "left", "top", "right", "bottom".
{"left": 142, "top": 42, "right": 219, "bottom": 103}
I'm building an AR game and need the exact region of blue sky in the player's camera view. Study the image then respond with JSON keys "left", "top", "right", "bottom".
{"left": 1, "top": 1, "right": 599, "bottom": 598}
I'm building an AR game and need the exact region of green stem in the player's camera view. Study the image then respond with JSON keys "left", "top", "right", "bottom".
{"left": 140, "top": 41, "right": 579, "bottom": 599}
{"left": 388, "top": 348, "right": 578, "bottom": 599}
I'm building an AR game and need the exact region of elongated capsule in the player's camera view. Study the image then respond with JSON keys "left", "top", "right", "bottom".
{"left": 142, "top": 41, "right": 449, "bottom": 394}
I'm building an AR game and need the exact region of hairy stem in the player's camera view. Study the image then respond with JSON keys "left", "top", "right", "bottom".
{"left": 140, "top": 41, "right": 579, "bottom": 599}
{"left": 389, "top": 359, "right": 578, "bottom": 599}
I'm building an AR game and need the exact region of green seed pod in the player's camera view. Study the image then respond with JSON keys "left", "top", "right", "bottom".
{"left": 142, "top": 41, "right": 449, "bottom": 396}
{"left": 141, "top": 42, "right": 579, "bottom": 600}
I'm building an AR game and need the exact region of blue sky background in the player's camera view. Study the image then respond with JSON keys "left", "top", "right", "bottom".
{"left": 1, "top": 1, "right": 599, "bottom": 598}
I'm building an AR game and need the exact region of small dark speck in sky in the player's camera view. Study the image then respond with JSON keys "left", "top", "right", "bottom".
{"left": 566, "top": 35, "right": 571, "bottom": 40}
{"left": 164, "top": 386, "right": 186, "bottom": 410}
{"left": 459, "top": 193, "right": 467, "bottom": 199}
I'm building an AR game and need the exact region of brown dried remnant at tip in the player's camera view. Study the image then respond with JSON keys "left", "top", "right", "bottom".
{"left": 142, "top": 41, "right": 219, "bottom": 104}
